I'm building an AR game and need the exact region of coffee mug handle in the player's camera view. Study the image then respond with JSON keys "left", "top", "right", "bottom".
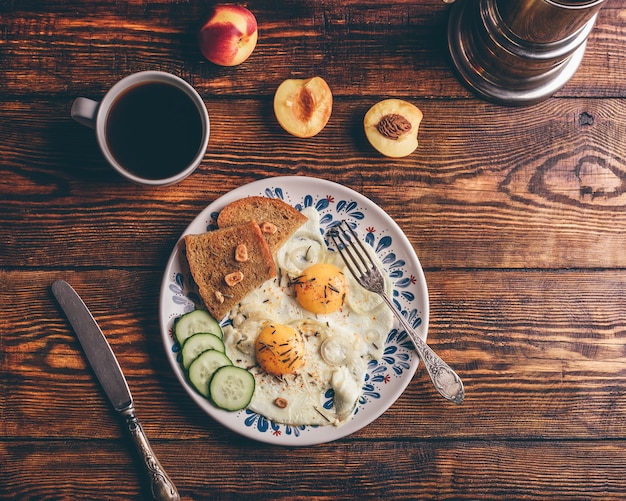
{"left": 71, "top": 97, "right": 99, "bottom": 129}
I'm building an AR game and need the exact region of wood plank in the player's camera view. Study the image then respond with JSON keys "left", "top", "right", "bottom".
{"left": 0, "top": 2, "right": 624, "bottom": 98}
{"left": 3, "top": 269, "right": 625, "bottom": 441}
{"left": 2, "top": 98, "right": 626, "bottom": 269}
{"left": 2, "top": 439, "right": 625, "bottom": 500}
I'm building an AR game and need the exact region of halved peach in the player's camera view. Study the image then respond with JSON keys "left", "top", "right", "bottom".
{"left": 364, "top": 99, "right": 423, "bottom": 158}
{"left": 273, "top": 76, "right": 333, "bottom": 138}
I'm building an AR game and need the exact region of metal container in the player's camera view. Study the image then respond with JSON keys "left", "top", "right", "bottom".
{"left": 447, "top": 0, "right": 605, "bottom": 105}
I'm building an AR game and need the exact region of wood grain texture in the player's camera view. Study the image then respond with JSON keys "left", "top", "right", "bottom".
{"left": 0, "top": 1, "right": 625, "bottom": 99}
{"left": 2, "top": 269, "right": 625, "bottom": 442}
{"left": 2, "top": 439, "right": 626, "bottom": 500}
{"left": 2, "top": 98, "right": 626, "bottom": 269}
{"left": 2, "top": 0, "right": 626, "bottom": 499}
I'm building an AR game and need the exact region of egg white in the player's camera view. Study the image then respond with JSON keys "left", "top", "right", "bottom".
{"left": 222, "top": 207, "right": 394, "bottom": 426}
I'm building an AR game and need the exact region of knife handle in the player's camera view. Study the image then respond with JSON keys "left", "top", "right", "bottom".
{"left": 120, "top": 406, "right": 180, "bottom": 501}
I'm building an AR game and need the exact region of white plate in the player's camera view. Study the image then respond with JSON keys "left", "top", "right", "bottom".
{"left": 159, "top": 176, "right": 429, "bottom": 446}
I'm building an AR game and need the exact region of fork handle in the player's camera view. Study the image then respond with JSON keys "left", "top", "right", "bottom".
{"left": 381, "top": 295, "right": 465, "bottom": 404}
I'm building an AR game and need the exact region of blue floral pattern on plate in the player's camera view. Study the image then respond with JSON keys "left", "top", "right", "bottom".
{"left": 159, "top": 176, "right": 428, "bottom": 446}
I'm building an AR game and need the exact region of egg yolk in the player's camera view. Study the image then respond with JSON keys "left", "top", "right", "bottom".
{"left": 293, "top": 263, "right": 347, "bottom": 314}
{"left": 255, "top": 323, "right": 306, "bottom": 376}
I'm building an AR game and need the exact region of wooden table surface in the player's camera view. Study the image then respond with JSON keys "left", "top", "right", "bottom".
{"left": 2, "top": 0, "right": 626, "bottom": 499}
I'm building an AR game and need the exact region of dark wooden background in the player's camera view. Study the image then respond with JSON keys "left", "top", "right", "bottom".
{"left": 2, "top": 0, "right": 626, "bottom": 499}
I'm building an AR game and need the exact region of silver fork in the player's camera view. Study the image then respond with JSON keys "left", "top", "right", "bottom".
{"left": 329, "top": 221, "right": 464, "bottom": 404}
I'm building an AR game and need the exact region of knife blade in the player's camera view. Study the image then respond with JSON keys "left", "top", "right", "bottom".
{"left": 52, "top": 279, "right": 179, "bottom": 501}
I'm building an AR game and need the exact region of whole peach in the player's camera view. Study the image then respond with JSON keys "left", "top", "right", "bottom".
{"left": 198, "top": 5, "right": 258, "bottom": 66}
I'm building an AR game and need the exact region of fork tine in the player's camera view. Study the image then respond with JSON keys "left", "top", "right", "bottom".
{"left": 331, "top": 221, "right": 372, "bottom": 279}
{"left": 330, "top": 227, "right": 362, "bottom": 279}
{"left": 342, "top": 221, "right": 376, "bottom": 271}
{"left": 340, "top": 227, "right": 370, "bottom": 275}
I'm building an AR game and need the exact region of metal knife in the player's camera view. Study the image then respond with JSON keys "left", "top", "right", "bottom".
{"left": 51, "top": 279, "right": 180, "bottom": 501}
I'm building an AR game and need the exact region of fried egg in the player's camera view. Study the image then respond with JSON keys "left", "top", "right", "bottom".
{"left": 222, "top": 206, "right": 394, "bottom": 427}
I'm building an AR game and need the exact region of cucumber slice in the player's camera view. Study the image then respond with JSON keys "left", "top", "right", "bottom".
{"left": 187, "top": 349, "right": 232, "bottom": 398}
{"left": 174, "top": 309, "right": 223, "bottom": 346}
{"left": 182, "top": 333, "right": 225, "bottom": 369}
{"left": 209, "top": 366, "right": 255, "bottom": 411}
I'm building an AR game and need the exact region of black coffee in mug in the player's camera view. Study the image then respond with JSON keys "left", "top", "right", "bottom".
{"left": 105, "top": 82, "right": 203, "bottom": 180}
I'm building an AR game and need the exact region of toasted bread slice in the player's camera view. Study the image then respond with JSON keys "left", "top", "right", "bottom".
{"left": 184, "top": 220, "right": 276, "bottom": 320}
{"left": 217, "top": 196, "right": 308, "bottom": 253}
